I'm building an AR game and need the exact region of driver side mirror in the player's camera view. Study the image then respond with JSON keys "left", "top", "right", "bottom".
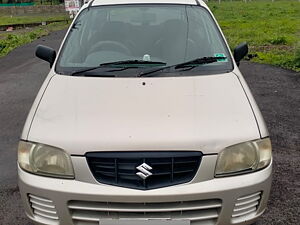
{"left": 234, "top": 42, "right": 248, "bottom": 66}
{"left": 35, "top": 45, "right": 56, "bottom": 68}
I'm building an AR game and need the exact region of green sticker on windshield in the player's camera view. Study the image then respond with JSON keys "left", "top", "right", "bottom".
{"left": 214, "top": 53, "right": 228, "bottom": 62}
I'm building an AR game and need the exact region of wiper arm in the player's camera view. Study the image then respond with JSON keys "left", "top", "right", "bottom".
{"left": 139, "top": 56, "right": 227, "bottom": 77}
{"left": 71, "top": 65, "right": 107, "bottom": 76}
{"left": 175, "top": 56, "right": 226, "bottom": 69}
{"left": 100, "top": 60, "right": 166, "bottom": 66}
{"left": 71, "top": 60, "right": 166, "bottom": 76}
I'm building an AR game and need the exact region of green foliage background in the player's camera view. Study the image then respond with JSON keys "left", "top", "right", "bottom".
{"left": 0, "top": 15, "right": 69, "bottom": 26}
{"left": 0, "top": 22, "right": 69, "bottom": 57}
{"left": 209, "top": 0, "right": 300, "bottom": 71}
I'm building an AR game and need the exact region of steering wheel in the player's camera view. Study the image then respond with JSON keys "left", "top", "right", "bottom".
{"left": 88, "top": 40, "right": 131, "bottom": 55}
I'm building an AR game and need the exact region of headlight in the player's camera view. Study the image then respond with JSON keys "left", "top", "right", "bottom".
{"left": 215, "top": 138, "right": 272, "bottom": 177}
{"left": 18, "top": 141, "right": 74, "bottom": 178}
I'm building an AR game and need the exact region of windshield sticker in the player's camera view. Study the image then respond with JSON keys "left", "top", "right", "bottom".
{"left": 214, "top": 53, "right": 228, "bottom": 62}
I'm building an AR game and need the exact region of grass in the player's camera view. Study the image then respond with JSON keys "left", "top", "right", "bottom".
{"left": 0, "top": 21, "right": 69, "bottom": 57}
{"left": 209, "top": 0, "right": 300, "bottom": 72}
{"left": 0, "top": 12, "right": 70, "bottom": 57}
{"left": 0, "top": 14, "right": 69, "bottom": 26}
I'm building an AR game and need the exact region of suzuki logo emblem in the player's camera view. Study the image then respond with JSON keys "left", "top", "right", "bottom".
{"left": 136, "top": 163, "right": 152, "bottom": 180}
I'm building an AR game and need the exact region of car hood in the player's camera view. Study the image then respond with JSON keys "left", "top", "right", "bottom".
{"left": 28, "top": 73, "right": 260, "bottom": 155}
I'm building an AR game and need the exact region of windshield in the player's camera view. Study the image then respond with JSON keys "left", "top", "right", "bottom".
{"left": 56, "top": 4, "right": 233, "bottom": 75}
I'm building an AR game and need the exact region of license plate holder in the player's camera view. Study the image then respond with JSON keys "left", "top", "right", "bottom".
{"left": 99, "top": 219, "right": 190, "bottom": 225}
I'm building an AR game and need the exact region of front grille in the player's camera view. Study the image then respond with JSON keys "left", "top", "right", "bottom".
{"left": 69, "top": 199, "right": 221, "bottom": 225}
{"left": 86, "top": 151, "right": 202, "bottom": 190}
{"left": 28, "top": 194, "right": 59, "bottom": 223}
{"left": 231, "top": 192, "right": 262, "bottom": 223}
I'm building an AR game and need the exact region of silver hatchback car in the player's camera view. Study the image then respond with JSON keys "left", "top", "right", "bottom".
{"left": 18, "top": 0, "right": 272, "bottom": 225}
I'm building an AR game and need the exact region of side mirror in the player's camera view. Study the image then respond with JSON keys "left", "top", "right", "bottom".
{"left": 233, "top": 42, "right": 248, "bottom": 66}
{"left": 35, "top": 45, "right": 56, "bottom": 68}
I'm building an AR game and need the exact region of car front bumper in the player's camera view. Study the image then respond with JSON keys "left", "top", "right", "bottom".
{"left": 18, "top": 160, "right": 272, "bottom": 225}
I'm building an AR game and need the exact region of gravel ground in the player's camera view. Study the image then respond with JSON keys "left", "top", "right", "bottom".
{"left": 0, "top": 30, "right": 299, "bottom": 225}
{"left": 240, "top": 62, "right": 300, "bottom": 225}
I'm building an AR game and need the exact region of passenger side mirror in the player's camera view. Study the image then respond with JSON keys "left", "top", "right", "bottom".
{"left": 35, "top": 45, "right": 56, "bottom": 68}
{"left": 234, "top": 42, "right": 248, "bottom": 66}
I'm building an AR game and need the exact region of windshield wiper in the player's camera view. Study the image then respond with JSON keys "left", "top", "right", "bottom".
{"left": 139, "top": 56, "right": 226, "bottom": 77}
{"left": 175, "top": 56, "right": 226, "bottom": 69}
{"left": 71, "top": 65, "right": 134, "bottom": 76}
{"left": 100, "top": 60, "right": 166, "bottom": 67}
{"left": 71, "top": 66, "right": 103, "bottom": 76}
{"left": 71, "top": 60, "right": 166, "bottom": 76}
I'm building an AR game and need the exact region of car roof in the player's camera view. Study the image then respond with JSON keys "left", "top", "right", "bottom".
{"left": 91, "top": 0, "right": 201, "bottom": 6}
